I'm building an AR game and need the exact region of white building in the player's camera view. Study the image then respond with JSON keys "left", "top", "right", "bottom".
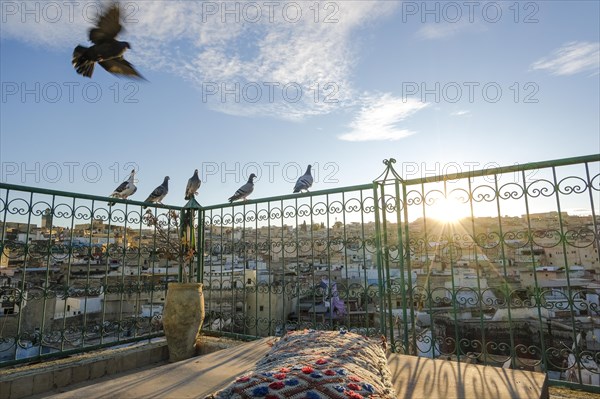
{"left": 54, "top": 291, "right": 103, "bottom": 318}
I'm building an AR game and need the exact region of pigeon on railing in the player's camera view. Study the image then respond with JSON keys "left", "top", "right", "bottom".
{"left": 228, "top": 174, "right": 257, "bottom": 203}
{"left": 143, "top": 176, "right": 169, "bottom": 208}
{"left": 184, "top": 169, "right": 201, "bottom": 200}
{"left": 293, "top": 165, "right": 313, "bottom": 193}
{"left": 72, "top": 2, "right": 144, "bottom": 79}
{"left": 108, "top": 169, "right": 137, "bottom": 206}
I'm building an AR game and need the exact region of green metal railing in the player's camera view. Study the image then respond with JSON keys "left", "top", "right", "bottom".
{"left": 1, "top": 154, "right": 599, "bottom": 391}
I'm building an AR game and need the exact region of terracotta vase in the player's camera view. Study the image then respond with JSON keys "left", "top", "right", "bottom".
{"left": 163, "top": 282, "right": 205, "bottom": 362}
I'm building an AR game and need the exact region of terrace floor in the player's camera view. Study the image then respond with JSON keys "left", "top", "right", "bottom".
{"left": 1, "top": 336, "right": 598, "bottom": 399}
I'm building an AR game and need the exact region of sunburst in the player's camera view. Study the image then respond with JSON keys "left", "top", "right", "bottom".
{"left": 427, "top": 197, "right": 470, "bottom": 224}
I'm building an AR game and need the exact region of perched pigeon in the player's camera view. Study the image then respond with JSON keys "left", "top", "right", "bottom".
{"left": 184, "top": 169, "right": 201, "bottom": 200}
{"left": 293, "top": 165, "right": 313, "bottom": 193}
{"left": 143, "top": 176, "right": 169, "bottom": 208}
{"left": 108, "top": 169, "right": 137, "bottom": 206}
{"left": 228, "top": 174, "right": 257, "bottom": 203}
{"left": 72, "top": 3, "right": 144, "bottom": 79}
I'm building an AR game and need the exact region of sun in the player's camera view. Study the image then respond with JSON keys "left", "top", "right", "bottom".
{"left": 426, "top": 197, "right": 469, "bottom": 224}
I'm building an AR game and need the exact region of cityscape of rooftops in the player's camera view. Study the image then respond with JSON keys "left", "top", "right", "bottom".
{"left": 0, "top": 0, "right": 599, "bottom": 394}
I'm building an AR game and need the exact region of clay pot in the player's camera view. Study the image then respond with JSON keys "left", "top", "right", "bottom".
{"left": 163, "top": 282, "right": 205, "bottom": 362}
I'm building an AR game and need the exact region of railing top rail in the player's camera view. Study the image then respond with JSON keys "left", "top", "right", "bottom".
{"left": 401, "top": 154, "right": 600, "bottom": 185}
{"left": 1, "top": 154, "right": 598, "bottom": 210}
{"left": 201, "top": 183, "right": 374, "bottom": 211}
{"left": 0, "top": 182, "right": 183, "bottom": 211}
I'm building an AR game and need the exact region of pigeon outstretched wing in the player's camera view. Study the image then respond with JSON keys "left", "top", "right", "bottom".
{"left": 99, "top": 58, "right": 145, "bottom": 79}
{"left": 89, "top": 3, "right": 122, "bottom": 44}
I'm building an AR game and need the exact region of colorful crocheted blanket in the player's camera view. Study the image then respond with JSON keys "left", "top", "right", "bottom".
{"left": 206, "top": 330, "right": 396, "bottom": 398}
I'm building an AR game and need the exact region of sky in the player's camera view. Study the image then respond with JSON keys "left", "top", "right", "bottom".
{"left": 0, "top": 0, "right": 599, "bottom": 210}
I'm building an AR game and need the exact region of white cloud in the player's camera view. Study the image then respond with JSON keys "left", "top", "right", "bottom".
{"left": 2, "top": 0, "right": 399, "bottom": 119}
{"left": 531, "top": 41, "right": 600, "bottom": 76}
{"left": 450, "top": 110, "right": 470, "bottom": 116}
{"left": 414, "top": 2, "right": 529, "bottom": 41}
{"left": 415, "top": 12, "right": 488, "bottom": 40}
{"left": 338, "top": 94, "right": 429, "bottom": 142}
{"left": 416, "top": 22, "right": 472, "bottom": 40}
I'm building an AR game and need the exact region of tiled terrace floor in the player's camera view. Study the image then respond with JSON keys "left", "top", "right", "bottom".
{"left": 2, "top": 338, "right": 598, "bottom": 399}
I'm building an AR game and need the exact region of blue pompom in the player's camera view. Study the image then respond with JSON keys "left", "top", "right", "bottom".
{"left": 334, "top": 385, "right": 345, "bottom": 392}
{"left": 363, "top": 383, "right": 376, "bottom": 393}
{"left": 251, "top": 386, "right": 269, "bottom": 396}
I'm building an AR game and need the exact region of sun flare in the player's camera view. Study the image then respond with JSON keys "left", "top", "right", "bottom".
{"left": 427, "top": 197, "right": 469, "bottom": 224}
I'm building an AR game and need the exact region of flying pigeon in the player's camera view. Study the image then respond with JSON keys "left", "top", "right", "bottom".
{"left": 293, "top": 165, "right": 313, "bottom": 193}
{"left": 143, "top": 176, "right": 169, "bottom": 208}
{"left": 184, "top": 169, "right": 201, "bottom": 200}
{"left": 108, "top": 169, "right": 137, "bottom": 206}
{"left": 72, "top": 3, "right": 144, "bottom": 79}
{"left": 228, "top": 174, "right": 257, "bottom": 203}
